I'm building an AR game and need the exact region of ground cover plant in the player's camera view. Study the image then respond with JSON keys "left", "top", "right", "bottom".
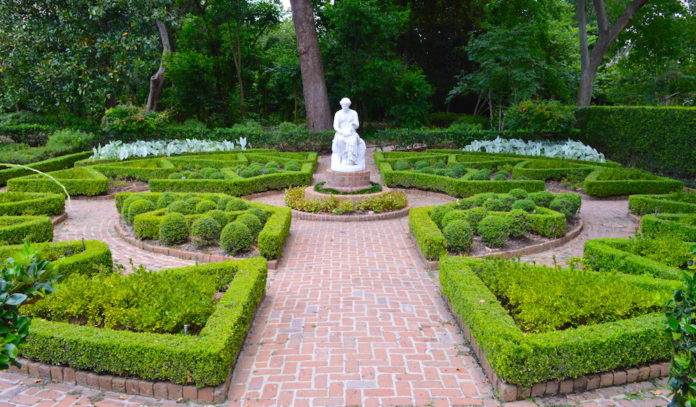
{"left": 410, "top": 189, "right": 579, "bottom": 259}
{"left": 376, "top": 150, "right": 684, "bottom": 198}
{"left": 0, "top": 192, "right": 64, "bottom": 216}
{"left": 285, "top": 187, "right": 407, "bottom": 215}
{"left": 116, "top": 192, "right": 290, "bottom": 259}
{"left": 19, "top": 258, "right": 266, "bottom": 386}
{"left": 441, "top": 256, "right": 679, "bottom": 387}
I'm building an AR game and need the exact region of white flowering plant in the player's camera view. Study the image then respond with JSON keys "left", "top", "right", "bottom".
{"left": 89, "top": 138, "right": 248, "bottom": 161}
{"left": 462, "top": 137, "right": 606, "bottom": 163}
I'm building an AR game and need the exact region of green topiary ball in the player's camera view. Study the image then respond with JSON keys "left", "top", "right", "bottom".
{"left": 430, "top": 205, "right": 454, "bottom": 228}
{"left": 441, "top": 210, "right": 469, "bottom": 228}
{"left": 215, "top": 196, "right": 233, "bottom": 210}
{"left": 483, "top": 197, "right": 508, "bottom": 212}
{"left": 220, "top": 222, "right": 253, "bottom": 254}
{"left": 507, "top": 209, "right": 530, "bottom": 238}
{"left": 205, "top": 209, "right": 229, "bottom": 228}
{"left": 185, "top": 196, "right": 202, "bottom": 206}
{"left": 458, "top": 197, "right": 477, "bottom": 210}
{"left": 527, "top": 191, "right": 555, "bottom": 207}
{"left": 443, "top": 220, "right": 474, "bottom": 253}
{"left": 121, "top": 196, "right": 142, "bottom": 218}
{"left": 492, "top": 171, "right": 510, "bottom": 180}
{"left": 465, "top": 207, "right": 489, "bottom": 229}
{"left": 246, "top": 207, "right": 268, "bottom": 223}
{"left": 157, "top": 192, "right": 179, "bottom": 209}
{"left": 477, "top": 215, "right": 511, "bottom": 248}
{"left": 284, "top": 160, "right": 300, "bottom": 171}
{"left": 200, "top": 167, "right": 218, "bottom": 178}
{"left": 414, "top": 160, "right": 430, "bottom": 170}
{"left": 195, "top": 199, "right": 217, "bottom": 214}
{"left": 432, "top": 161, "right": 447, "bottom": 169}
{"left": 225, "top": 198, "right": 249, "bottom": 212}
{"left": 471, "top": 169, "right": 491, "bottom": 181}
{"left": 191, "top": 216, "right": 221, "bottom": 246}
{"left": 236, "top": 213, "right": 262, "bottom": 237}
{"left": 450, "top": 164, "right": 467, "bottom": 178}
{"left": 167, "top": 200, "right": 194, "bottom": 215}
{"left": 508, "top": 188, "right": 529, "bottom": 200}
{"left": 549, "top": 198, "right": 577, "bottom": 221}
{"left": 127, "top": 199, "right": 155, "bottom": 225}
{"left": 393, "top": 160, "right": 410, "bottom": 171}
{"left": 434, "top": 168, "right": 449, "bottom": 176}
{"left": 471, "top": 192, "right": 497, "bottom": 206}
{"left": 265, "top": 161, "right": 280, "bottom": 169}
{"left": 159, "top": 212, "right": 189, "bottom": 245}
{"left": 511, "top": 199, "right": 537, "bottom": 213}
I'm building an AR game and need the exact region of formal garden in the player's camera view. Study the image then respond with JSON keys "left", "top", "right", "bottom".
{"left": 1, "top": 1, "right": 695, "bottom": 407}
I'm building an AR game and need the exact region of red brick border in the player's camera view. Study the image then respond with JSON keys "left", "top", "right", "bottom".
{"left": 113, "top": 220, "right": 279, "bottom": 270}
{"left": 304, "top": 185, "right": 390, "bottom": 203}
{"left": 414, "top": 219, "right": 585, "bottom": 271}
{"left": 51, "top": 212, "right": 68, "bottom": 227}
{"left": 441, "top": 296, "right": 669, "bottom": 402}
{"left": 290, "top": 206, "right": 410, "bottom": 222}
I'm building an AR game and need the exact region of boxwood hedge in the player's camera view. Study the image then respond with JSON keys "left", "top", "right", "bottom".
{"left": 0, "top": 151, "right": 92, "bottom": 186}
{"left": 0, "top": 216, "right": 53, "bottom": 244}
{"left": 21, "top": 258, "right": 266, "bottom": 386}
{"left": 441, "top": 256, "right": 677, "bottom": 387}
{"left": 640, "top": 213, "right": 696, "bottom": 241}
{"left": 0, "top": 192, "right": 64, "bottom": 216}
{"left": 583, "top": 238, "right": 688, "bottom": 280}
{"left": 629, "top": 192, "right": 696, "bottom": 215}
{"left": 0, "top": 240, "right": 111, "bottom": 278}
{"left": 7, "top": 167, "right": 109, "bottom": 196}
{"left": 583, "top": 168, "right": 683, "bottom": 198}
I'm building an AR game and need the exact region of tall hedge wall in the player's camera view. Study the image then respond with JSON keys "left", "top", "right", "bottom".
{"left": 575, "top": 106, "right": 696, "bottom": 179}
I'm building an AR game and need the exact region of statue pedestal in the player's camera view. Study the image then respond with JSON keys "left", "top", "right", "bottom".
{"left": 324, "top": 169, "right": 372, "bottom": 192}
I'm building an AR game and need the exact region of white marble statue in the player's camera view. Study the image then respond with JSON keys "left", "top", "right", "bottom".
{"left": 331, "top": 98, "right": 366, "bottom": 172}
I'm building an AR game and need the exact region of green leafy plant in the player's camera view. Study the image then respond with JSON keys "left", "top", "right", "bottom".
{"left": 0, "top": 243, "right": 58, "bottom": 369}
{"left": 159, "top": 213, "right": 188, "bottom": 245}
{"left": 220, "top": 222, "right": 253, "bottom": 255}
{"left": 477, "top": 215, "right": 511, "bottom": 248}
{"left": 191, "top": 216, "right": 221, "bottom": 247}
{"left": 443, "top": 220, "right": 474, "bottom": 253}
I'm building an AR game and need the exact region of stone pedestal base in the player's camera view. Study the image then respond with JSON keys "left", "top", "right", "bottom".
{"left": 324, "top": 169, "right": 372, "bottom": 192}
{"left": 305, "top": 185, "right": 391, "bottom": 203}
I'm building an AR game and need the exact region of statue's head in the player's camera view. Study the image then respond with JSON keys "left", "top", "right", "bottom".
{"left": 340, "top": 98, "right": 351, "bottom": 109}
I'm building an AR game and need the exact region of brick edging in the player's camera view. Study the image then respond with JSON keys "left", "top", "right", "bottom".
{"left": 414, "top": 220, "right": 584, "bottom": 271}
{"left": 113, "top": 220, "right": 278, "bottom": 270}
{"left": 51, "top": 212, "right": 68, "bottom": 227}
{"left": 629, "top": 213, "right": 642, "bottom": 224}
{"left": 290, "top": 206, "right": 410, "bottom": 222}
{"left": 440, "top": 295, "right": 669, "bottom": 402}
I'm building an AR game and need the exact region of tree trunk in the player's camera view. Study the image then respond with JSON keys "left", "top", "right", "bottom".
{"left": 576, "top": 0, "right": 649, "bottom": 106}
{"left": 289, "top": 0, "right": 332, "bottom": 131}
{"left": 146, "top": 20, "right": 171, "bottom": 112}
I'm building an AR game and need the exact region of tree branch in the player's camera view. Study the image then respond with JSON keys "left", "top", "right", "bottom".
{"left": 607, "top": 0, "right": 649, "bottom": 44}
{"left": 593, "top": 0, "right": 609, "bottom": 34}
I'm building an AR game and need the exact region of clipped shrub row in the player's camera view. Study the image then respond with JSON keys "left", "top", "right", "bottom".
{"left": 629, "top": 192, "right": 696, "bottom": 215}
{"left": 583, "top": 168, "right": 683, "bottom": 198}
{"left": 285, "top": 187, "right": 408, "bottom": 215}
{"left": 0, "top": 240, "right": 112, "bottom": 279}
{"left": 640, "top": 214, "right": 696, "bottom": 241}
{"left": 0, "top": 151, "right": 92, "bottom": 186}
{"left": 0, "top": 192, "right": 64, "bottom": 216}
{"left": 7, "top": 167, "right": 109, "bottom": 196}
{"left": 21, "top": 258, "right": 266, "bottom": 386}
{"left": 0, "top": 216, "right": 53, "bottom": 244}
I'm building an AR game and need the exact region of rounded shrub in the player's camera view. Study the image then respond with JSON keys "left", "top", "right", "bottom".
{"left": 528, "top": 191, "right": 554, "bottom": 207}
{"left": 159, "top": 213, "right": 189, "bottom": 245}
{"left": 191, "top": 216, "right": 221, "bottom": 246}
{"left": 237, "top": 213, "right": 262, "bottom": 237}
{"left": 477, "top": 215, "right": 511, "bottom": 248}
{"left": 168, "top": 172, "right": 184, "bottom": 179}
{"left": 492, "top": 171, "right": 510, "bottom": 180}
{"left": 430, "top": 205, "right": 454, "bottom": 228}
{"left": 216, "top": 196, "right": 233, "bottom": 210}
{"left": 458, "top": 197, "right": 476, "bottom": 210}
{"left": 225, "top": 198, "right": 249, "bottom": 212}
{"left": 434, "top": 168, "right": 449, "bottom": 176}
{"left": 264, "top": 161, "right": 280, "bottom": 169}
{"left": 432, "top": 161, "right": 447, "bottom": 169}
{"left": 508, "top": 188, "right": 529, "bottom": 200}
{"left": 200, "top": 167, "right": 218, "bottom": 178}
{"left": 127, "top": 199, "right": 155, "bottom": 225}
{"left": 483, "top": 197, "right": 508, "bottom": 212}
{"left": 195, "top": 199, "right": 217, "bottom": 214}
{"left": 465, "top": 207, "right": 489, "bottom": 229}
{"left": 507, "top": 209, "right": 530, "bottom": 238}
{"left": 220, "top": 222, "right": 253, "bottom": 254}
{"left": 550, "top": 198, "right": 577, "bottom": 221}
{"left": 393, "top": 160, "right": 410, "bottom": 171}
{"left": 450, "top": 164, "right": 467, "bottom": 178}
{"left": 205, "top": 209, "right": 229, "bottom": 228}
{"left": 157, "top": 193, "right": 179, "bottom": 209}
{"left": 443, "top": 220, "right": 474, "bottom": 253}
{"left": 121, "top": 196, "right": 142, "bottom": 218}
{"left": 511, "top": 199, "right": 537, "bottom": 213}
{"left": 499, "top": 194, "right": 516, "bottom": 209}
{"left": 265, "top": 168, "right": 280, "bottom": 175}
{"left": 167, "top": 200, "right": 194, "bottom": 215}
{"left": 442, "top": 210, "right": 469, "bottom": 228}
{"left": 420, "top": 167, "right": 434, "bottom": 174}
{"left": 471, "top": 169, "right": 491, "bottom": 181}
{"left": 414, "top": 160, "right": 430, "bottom": 170}
{"left": 246, "top": 207, "right": 268, "bottom": 223}
{"left": 472, "top": 192, "right": 498, "bottom": 206}
{"left": 284, "top": 160, "right": 300, "bottom": 171}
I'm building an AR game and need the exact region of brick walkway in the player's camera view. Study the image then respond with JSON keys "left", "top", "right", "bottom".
{"left": 0, "top": 151, "right": 672, "bottom": 407}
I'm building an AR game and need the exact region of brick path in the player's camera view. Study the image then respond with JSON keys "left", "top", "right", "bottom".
{"left": 0, "top": 151, "right": 672, "bottom": 407}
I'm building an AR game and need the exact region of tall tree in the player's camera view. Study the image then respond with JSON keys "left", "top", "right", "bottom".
{"left": 576, "top": 0, "right": 649, "bottom": 105}
{"left": 145, "top": 20, "right": 172, "bottom": 112}
{"left": 289, "top": 0, "right": 332, "bottom": 131}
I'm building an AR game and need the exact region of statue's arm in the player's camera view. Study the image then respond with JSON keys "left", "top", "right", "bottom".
{"left": 333, "top": 112, "right": 341, "bottom": 132}
{"left": 352, "top": 111, "right": 359, "bottom": 130}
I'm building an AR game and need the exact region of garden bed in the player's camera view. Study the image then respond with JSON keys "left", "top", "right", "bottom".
{"left": 0, "top": 191, "right": 64, "bottom": 216}
{"left": 629, "top": 191, "right": 696, "bottom": 215}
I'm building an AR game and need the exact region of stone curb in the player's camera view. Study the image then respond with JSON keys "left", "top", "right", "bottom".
{"left": 304, "top": 185, "right": 391, "bottom": 203}
{"left": 291, "top": 206, "right": 410, "bottom": 222}
{"left": 72, "top": 185, "right": 149, "bottom": 201}
{"left": 113, "top": 220, "right": 279, "bottom": 270}
{"left": 441, "top": 295, "right": 669, "bottom": 402}
{"left": 51, "top": 212, "right": 68, "bottom": 227}
{"left": 415, "top": 219, "right": 585, "bottom": 271}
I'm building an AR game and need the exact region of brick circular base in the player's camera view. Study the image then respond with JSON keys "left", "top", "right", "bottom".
{"left": 304, "top": 185, "right": 390, "bottom": 203}
{"left": 324, "top": 169, "right": 372, "bottom": 191}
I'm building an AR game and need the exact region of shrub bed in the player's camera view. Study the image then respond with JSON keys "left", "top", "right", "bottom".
{"left": 7, "top": 167, "right": 109, "bottom": 196}
{"left": 629, "top": 192, "right": 696, "bottom": 215}
{"left": 0, "top": 240, "right": 112, "bottom": 278}
{"left": 0, "top": 192, "right": 64, "bottom": 216}
{"left": 0, "top": 151, "right": 92, "bottom": 186}
{"left": 20, "top": 258, "right": 266, "bottom": 386}
{"left": 0, "top": 216, "right": 53, "bottom": 244}
{"left": 640, "top": 214, "right": 696, "bottom": 241}
{"left": 285, "top": 187, "right": 407, "bottom": 215}
{"left": 583, "top": 168, "right": 684, "bottom": 198}
{"left": 441, "top": 256, "right": 678, "bottom": 387}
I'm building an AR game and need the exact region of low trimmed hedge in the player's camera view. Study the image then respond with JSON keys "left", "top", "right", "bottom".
{"left": 629, "top": 192, "right": 696, "bottom": 215}
{"left": 21, "top": 258, "right": 266, "bottom": 386}
{"left": 0, "top": 240, "right": 112, "bottom": 278}
{"left": 583, "top": 169, "right": 683, "bottom": 198}
{"left": 441, "top": 256, "right": 677, "bottom": 387}
{"left": 583, "top": 238, "right": 684, "bottom": 280}
{"left": 409, "top": 206, "right": 448, "bottom": 261}
{"left": 8, "top": 167, "right": 109, "bottom": 196}
{"left": 640, "top": 214, "right": 696, "bottom": 241}
{"left": 0, "top": 192, "right": 64, "bottom": 216}
{"left": 511, "top": 160, "right": 599, "bottom": 180}
{"left": 0, "top": 151, "right": 92, "bottom": 186}
{"left": 0, "top": 216, "right": 53, "bottom": 244}
{"left": 92, "top": 158, "right": 178, "bottom": 181}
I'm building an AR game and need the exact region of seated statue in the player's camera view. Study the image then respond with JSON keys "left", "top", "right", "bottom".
{"left": 331, "top": 98, "right": 366, "bottom": 172}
